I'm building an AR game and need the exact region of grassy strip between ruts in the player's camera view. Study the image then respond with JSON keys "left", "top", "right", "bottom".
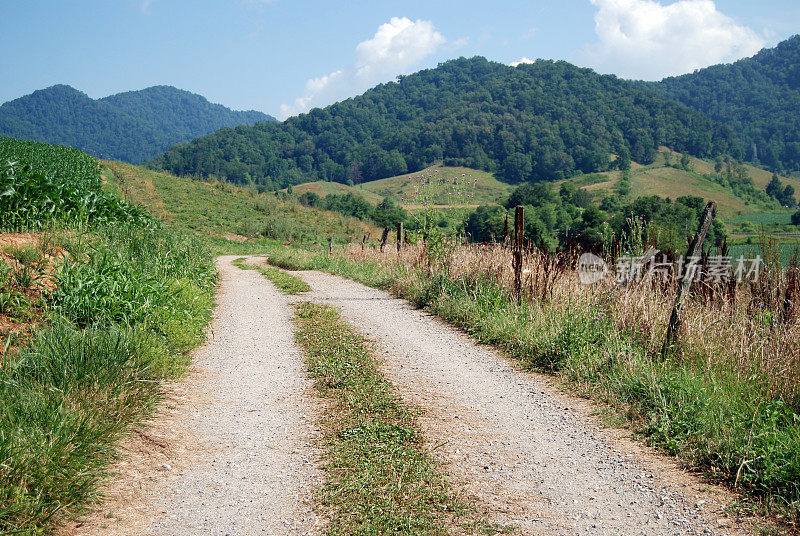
{"left": 292, "top": 302, "right": 510, "bottom": 536}
{"left": 232, "top": 257, "right": 311, "bottom": 294}
{"left": 268, "top": 245, "right": 800, "bottom": 528}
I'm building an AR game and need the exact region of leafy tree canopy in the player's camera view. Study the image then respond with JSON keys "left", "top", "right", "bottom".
{"left": 0, "top": 85, "right": 273, "bottom": 163}
{"left": 153, "top": 56, "right": 740, "bottom": 188}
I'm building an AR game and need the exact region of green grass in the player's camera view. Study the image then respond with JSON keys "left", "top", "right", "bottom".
{"left": 1, "top": 324, "right": 170, "bottom": 531}
{"left": 0, "top": 230, "right": 214, "bottom": 535}
{"left": 232, "top": 257, "right": 311, "bottom": 294}
{"left": 104, "top": 160, "right": 379, "bottom": 252}
{"left": 271, "top": 245, "right": 800, "bottom": 524}
{"left": 291, "top": 165, "right": 514, "bottom": 208}
{"left": 290, "top": 180, "right": 385, "bottom": 205}
{"left": 729, "top": 213, "right": 795, "bottom": 226}
{"left": 292, "top": 302, "right": 470, "bottom": 535}
{"left": 0, "top": 137, "right": 218, "bottom": 534}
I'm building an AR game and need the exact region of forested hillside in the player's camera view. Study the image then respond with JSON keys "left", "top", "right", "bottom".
{"left": 0, "top": 85, "right": 273, "bottom": 163}
{"left": 649, "top": 35, "right": 800, "bottom": 172}
{"left": 153, "top": 57, "right": 741, "bottom": 189}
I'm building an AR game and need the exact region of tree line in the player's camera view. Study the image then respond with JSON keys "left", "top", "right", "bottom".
{"left": 153, "top": 57, "right": 741, "bottom": 189}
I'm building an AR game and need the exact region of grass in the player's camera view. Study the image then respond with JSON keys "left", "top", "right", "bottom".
{"left": 0, "top": 138, "right": 216, "bottom": 534}
{"left": 104, "top": 160, "right": 379, "bottom": 253}
{"left": 290, "top": 180, "right": 385, "bottom": 205}
{"left": 232, "top": 257, "right": 311, "bottom": 294}
{"left": 290, "top": 165, "right": 514, "bottom": 208}
{"left": 268, "top": 242, "right": 800, "bottom": 528}
{"left": 288, "top": 154, "right": 800, "bottom": 239}
{"left": 292, "top": 302, "right": 469, "bottom": 535}
{"left": 0, "top": 227, "right": 215, "bottom": 534}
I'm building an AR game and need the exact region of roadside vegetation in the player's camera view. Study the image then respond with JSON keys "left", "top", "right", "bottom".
{"left": 267, "top": 237, "right": 800, "bottom": 527}
{"left": 0, "top": 138, "right": 215, "bottom": 534}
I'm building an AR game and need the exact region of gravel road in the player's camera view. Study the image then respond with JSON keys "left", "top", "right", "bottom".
{"left": 68, "top": 256, "right": 323, "bottom": 536}
{"left": 297, "top": 270, "right": 751, "bottom": 536}
{"left": 146, "top": 256, "right": 323, "bottom": 535}
{"left": 65, "top": 258, "right": 756, "bottom": 536}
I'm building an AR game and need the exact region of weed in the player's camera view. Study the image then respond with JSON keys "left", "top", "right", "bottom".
{"left": 277, "top": 241, "right": 800, "bottom": 526}
{"left": 293, "top": 302, "right": 478, "bottom": 535}
{"left": 232, "top": 257, "right": 310, "bottom": 294}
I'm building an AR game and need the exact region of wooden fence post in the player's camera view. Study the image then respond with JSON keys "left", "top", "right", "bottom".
{"left": 379, "top": 227, "right": 389, "bottom": 253}
{"left": 513, "top": 205, "right": 524, "bottom": 300}
{"left": 361, "top": 233, "right": 368, "bottom": 251}
{"left": 397, "top": 222, "right": 404, "bottom": 252}
{"left": 662, "top": 201, "right": 717, "bottom": 357}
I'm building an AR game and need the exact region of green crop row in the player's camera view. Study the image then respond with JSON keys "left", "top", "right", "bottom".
{"left": 0, "top": 137, "right": 151, "bottom": 231}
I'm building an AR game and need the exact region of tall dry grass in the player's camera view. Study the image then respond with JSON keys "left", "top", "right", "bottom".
{"left": 340, "top": 239, "right": 800, "bottom": 406}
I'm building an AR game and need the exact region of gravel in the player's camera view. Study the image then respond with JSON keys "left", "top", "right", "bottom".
{"left": 298, "top": 270, "right": 751, "bottom": 536}
{"left": 145, "top": 256, "right": 323, "bottom": 535}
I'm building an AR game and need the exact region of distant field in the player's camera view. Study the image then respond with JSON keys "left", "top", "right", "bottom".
{"left": 291, "top": 180, "right": 384, "bottom": 205}
{"left": 286, "top": 153, "right": 798, "bottom": 236}
{"left": 728, "top": 242, "right": 800, "bottom": 265}
{"left": 729, "top": 212, "right": 794, "bottom": 225}
{"left": 291, "top": 166, "right": 514, "bottom": 208}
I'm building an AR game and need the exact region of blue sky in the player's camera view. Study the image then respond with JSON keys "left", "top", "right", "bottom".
{"left": 2, "top": 1, "right": 798, "bottom": 119}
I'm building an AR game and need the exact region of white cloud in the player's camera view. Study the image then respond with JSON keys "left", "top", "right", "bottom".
{"left": 510, "top": 57, "right": 535, "bottom": 67}
{"left": 580, "top": 0, "right": 765, "bottom": 80}
{"left": 279, "top": 17, "right": 446, "bottom": 119}
{"left": 140, "top": 0, "right": 156, "bottom": 13}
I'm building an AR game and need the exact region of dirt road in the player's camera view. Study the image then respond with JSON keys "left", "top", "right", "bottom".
{"left": 67, "top": 259, "right": 751, "bottom": 536}
{"left": 297, "top": 270, "right": 749, "bottom": 536}
{"left": 66, "top": 256, "right": 322, "bottom": 536}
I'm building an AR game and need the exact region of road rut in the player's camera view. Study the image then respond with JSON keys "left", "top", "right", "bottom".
{"left": 66, "top": 256, "right": 322, "bottom": 536}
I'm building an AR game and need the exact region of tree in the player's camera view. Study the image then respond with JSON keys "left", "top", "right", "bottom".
{"left": 781, "top": 185, "right": 796, "bottom": 206}
{"left": 571, "top": 188, "right": 593, "bottom": 209}
{"left": 372, "top": 197, "right": 407, "bottom": 227}
{"left": 766, "top": 174, "right": 784, "bottom": 199}
{"left": 298, "top": 191, "right": 320, "bottom": 207}
{"left": 559, "top": 182, "right": 576, "bottom": 203}
{"left": 346, "top": 161, "right": 363, "bottom": 185}
{"left": 615, "top": 148, "right": 631, "bottom": 171}
{"left": 792, "top": 210, "right": 800, "bottom": 227}
{"left": 502, "top": 153, "right": 532, "bottom": 183}
{"left": 506, "top": 183, "right": 556, "bottom": 208}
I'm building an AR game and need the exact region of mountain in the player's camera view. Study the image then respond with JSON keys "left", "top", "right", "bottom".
{"left": 152, "top": 57, "right": 741, "bottom": 190}
{"left": 0, "top": 85, "right": 274, "bottom": 163}
{"left": 647, "top": 35, "right": 800, "bottom": 172}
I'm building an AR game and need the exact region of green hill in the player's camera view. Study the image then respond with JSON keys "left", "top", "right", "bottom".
{"left": 551, "top": 149, "right": 800, "bottom": 231}
{"left": 153, "top": 56, "right": 739, "bottom": 189}
{"left": 648, "top": 35, "right": 800, "bottom": 172}
{"left": 292, "top": 165, "right": 513, "bottom": 209}
{"left": 0, "top": 85, "right": 273, "bottom": 164}
{"left": 103, "top": 161, "right": 378, "bottom": 251}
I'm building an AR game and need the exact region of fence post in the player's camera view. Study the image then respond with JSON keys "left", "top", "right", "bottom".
{"left": 513, "top": 205, "right": 524, "bottom": 300}
{"left": 662, "top": 201, "right": 717, "bottom": 357}
{"left": 503, "top": 214, "right": 509, "bottom": 244}
{"left": 397, "top": 222, "right": 404, "bottom": 252}
{"left": 328, "top": 236, "right": 333, "bottom": 255}
{"left": 379, "top": 227, "right": 389, "bottom": 253}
